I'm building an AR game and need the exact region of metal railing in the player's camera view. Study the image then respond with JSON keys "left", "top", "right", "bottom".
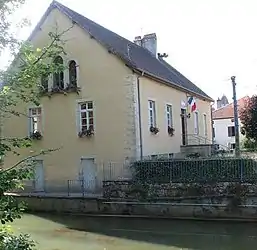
{"left": 129, "top": 157, "right": 257, "bottom": 183}
{"left": 10, "top": 154, "right": 257, "bottom": 198}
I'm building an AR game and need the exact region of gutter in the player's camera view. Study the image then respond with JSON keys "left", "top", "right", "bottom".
{"left": 131, "top": 68, "right": 214, "bottom": 103}
{"left": 136, "top": 72, "right": 144, "bottom": 160}
{"left": 210, "top": 103, "right": 214, "bottom": 144}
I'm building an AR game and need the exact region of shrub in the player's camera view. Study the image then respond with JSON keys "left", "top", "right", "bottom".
{"left": 0, "top": 226, "right": 36, "bottom": 250}
{"left": 130, "top": 157, "right": 257, "bottom": 183}
{"left": 242, "top": 138, "right": 257, "bottom": 151}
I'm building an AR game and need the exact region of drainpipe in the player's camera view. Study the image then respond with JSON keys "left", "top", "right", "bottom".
{"left": 136, "top": 72, "right": 144, "bottom": 160}
{"left": 210, "top": 103, "right": 214, "bottom": 144}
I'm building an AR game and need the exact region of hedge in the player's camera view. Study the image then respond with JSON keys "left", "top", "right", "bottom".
{"left": 130, "top": 157, "right": 257, "bottom": 183}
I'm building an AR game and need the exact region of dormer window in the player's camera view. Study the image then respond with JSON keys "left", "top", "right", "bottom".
{"left": 53, "top": 56, "right": 64, "bottom": 89}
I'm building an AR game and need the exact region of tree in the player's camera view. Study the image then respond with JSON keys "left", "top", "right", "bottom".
{"left": 0, "top": 0, "right": 69, "bottom": 248}
{"left": 240, "top": 95, "right": 257, "bottom": 144}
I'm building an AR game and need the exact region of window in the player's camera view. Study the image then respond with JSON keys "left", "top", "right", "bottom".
{"left": 53, "top": 56, "right": 64, "bottom": 89}
{"left": 148, "top": 100, "right": 156, "bottom": 127}
{"left": 203, "top": 114, "right": 207, "bottom": 136}
{"left": 228, "top": 126, "right": 235, "bottom": 137}
{"left": 40, "top": 74, "right": 48, "bottom": 91}
{"left": 230, "top": 143, "right": 236, "bottom": 149}
{"left": 194, "top": 112, "right": 199, "bottom": 134}
{"left": 69, "top": 60, "right": 77, "bottom": 86}
{"left": 29, "top": 107, "right": 42, "bottom": 134}
{"left": 150, "top": 154, "right": 158, "bottom": 160}
{"left": 166, "top": 104, "right": 173, "bottom": 128}
{"left": 79, "top": 102, "right": 94, "bottom": 131}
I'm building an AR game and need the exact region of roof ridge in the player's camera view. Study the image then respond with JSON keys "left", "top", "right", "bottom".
{"left": 54, "top": 1, "right": 162, "bottom": 61}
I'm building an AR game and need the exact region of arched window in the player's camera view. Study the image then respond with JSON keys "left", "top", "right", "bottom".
{"left": 69, "top": 60, "right": 77, "bottom": 87}
{"left": 53, "top": 56, "right": 64, "bottom": 89}
{"left": 40, "top": 73, "right": 48, "bottom": 91}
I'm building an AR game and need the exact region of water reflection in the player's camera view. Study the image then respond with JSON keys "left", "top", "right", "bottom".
{"left": 13, "top": 213, "right": 257, "bottom": 250}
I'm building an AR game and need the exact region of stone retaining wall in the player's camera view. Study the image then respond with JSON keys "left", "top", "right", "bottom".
{"left": 103, "top": 180, "right": 257, "bottom": 200}
{"left": 13, "top": 195, "right": 257, "bottom": 219}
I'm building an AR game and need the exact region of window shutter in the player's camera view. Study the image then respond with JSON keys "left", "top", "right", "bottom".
{"left": 148, "top": 101, "right": 151, "bottom": 127}
{"left": 75, "top": 103, "right": 81, "bottom": 135}
{"left": 27, "top": 109, "right": 31, "bottom": 137}
{"left": 228, "top": 127, "right": 231, "bottom": 137}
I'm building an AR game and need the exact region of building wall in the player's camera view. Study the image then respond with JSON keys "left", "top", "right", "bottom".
{"left": 139, "top": 77, "right": 212, "bottom": 156}
{"left": 3, "top": 8, "right": 138, "bottom": 181}
{"left": 213, "top": 118, "right": 244, "bottom": 149}
{"left": 3, "top": 7, "right": 213, "bottom": 185}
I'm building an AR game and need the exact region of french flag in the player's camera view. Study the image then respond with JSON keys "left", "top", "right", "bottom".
{"left": 188, "top": 96, "right": 197, "bottom": 112}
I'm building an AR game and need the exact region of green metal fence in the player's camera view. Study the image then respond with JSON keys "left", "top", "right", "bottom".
{"left": 130, "top": 157, "right": 257, "bottom": 183}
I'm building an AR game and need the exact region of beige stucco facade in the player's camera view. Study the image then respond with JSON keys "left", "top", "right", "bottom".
{"left": 139, "top": 77, "right": 212, "bottom": 156}
{"left": 3, "top": 8, "right": 212, "bottom": 188}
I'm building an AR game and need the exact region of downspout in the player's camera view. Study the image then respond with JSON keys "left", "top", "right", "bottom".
{"left": 210, "top": 103, "right": 214, "bottom": 144}
{"left": 136, "top": 71, "right": 144, "bottom": 160}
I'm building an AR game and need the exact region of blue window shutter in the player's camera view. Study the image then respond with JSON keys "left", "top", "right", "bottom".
{"left": 27, "top": 108, "right": 31, "bottom": 137}
{"left": 76, "top": 103, "right": 81, "bottom": 135}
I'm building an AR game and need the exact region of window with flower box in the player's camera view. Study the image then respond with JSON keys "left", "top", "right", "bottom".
{"left": 148, "top": 100, "right": 156, "bottom": 127}
{"left": 166, "top": 104, "right": 173, "bottom": 128}
{"left": 78, "top": 102, "right": 94, "bottom": 135}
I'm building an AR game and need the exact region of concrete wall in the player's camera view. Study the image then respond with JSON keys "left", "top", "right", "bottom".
{"left": 14, "top": 194, "right": 257, "bottom": 220}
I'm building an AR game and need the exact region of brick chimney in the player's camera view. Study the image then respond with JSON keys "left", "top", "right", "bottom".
{"left": 133, "top": 33, "right": 157, "bottom": 57}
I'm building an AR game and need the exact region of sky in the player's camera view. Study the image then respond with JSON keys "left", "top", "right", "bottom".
{"left": 3, "top": 0, "right": 257, "bottom": 102}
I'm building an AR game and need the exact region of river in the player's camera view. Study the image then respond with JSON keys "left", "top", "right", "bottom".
{"left": 11, "top": 213, "right": 257, "bottom": 249}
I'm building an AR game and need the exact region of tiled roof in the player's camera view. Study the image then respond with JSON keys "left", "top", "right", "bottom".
{"left": 30, "top": 0, "right": 213, "bottom": 101}
{"left": 212, "top": 96, "right": 249, "bottom": 119}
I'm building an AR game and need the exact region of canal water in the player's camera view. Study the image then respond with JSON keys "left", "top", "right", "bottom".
{"left": 11, "top": 213, "right": 257, "bottom": 249}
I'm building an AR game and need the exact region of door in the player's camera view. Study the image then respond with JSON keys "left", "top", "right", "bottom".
{"left": 181, "top": 108, "right": 187, "bottom": 146}
{"left": 34, "top": 160, "right": 44, "bottom": 192}
{"left": 80, "top": 158, "right": 96, "bottom": 193}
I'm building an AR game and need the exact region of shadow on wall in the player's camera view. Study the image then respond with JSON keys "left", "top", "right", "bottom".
{"left": 33, "top": 212, "right": 257, "bottom": 250}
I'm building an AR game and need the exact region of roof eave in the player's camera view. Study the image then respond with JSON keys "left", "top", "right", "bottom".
{"left": 213, "top": 116, "right": 234, "bottom": 120}
{"left": 130, "top": 67, "right": 214, "bottom": 102}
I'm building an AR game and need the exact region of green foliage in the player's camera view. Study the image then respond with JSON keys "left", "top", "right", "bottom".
{"left": 130, "top": 158, "right": 257, "bottom": 184}
{"left": 240, "top": 95, "right": 257, "bottom": 141}
{"left": 0, "top": 0, "right": 26, "bottom": 53}
{"left": 0, "top": 226, "right": 36, "bottom": 250}
{"left": 0, "top": 0, "right": 70, "bottom": 248}
{"left": 241, "top": 138, "right": 257, "bottom": 151}
{"left": 0, "top": 161, "right": 33, "bottom": 224}
{"left": 0, "top": 0, "right": 71, "bottom": 229}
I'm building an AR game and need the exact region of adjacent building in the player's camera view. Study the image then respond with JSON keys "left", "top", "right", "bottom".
{"left": 212, "top": 96, "right": 249, "bottom": 150}
{"left": 3, "top": 1, "right": 213, "bottom": 193}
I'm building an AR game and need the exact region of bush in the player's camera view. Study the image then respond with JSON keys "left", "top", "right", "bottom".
{"left": 242, "top": 138, "right": 257, "bottom": 151}
{"left": 0, "top": 226, "right": 36, "bottom": 250}
{"left": 130, "top": 157, "right": 257, "bottom": 183}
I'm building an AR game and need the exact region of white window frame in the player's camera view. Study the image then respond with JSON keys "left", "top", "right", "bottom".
{"left": 78, "top": 101, "right": 94, "bottom": 132}
{"left": 148, "top": 100, "right": 156, "bottom": 127}
{"left": 28, "top": 106, "right": 43, "bottom": 135}
{"left": 194, "top": 111, "right": 199, "bottom": 135}
{"left": 166, "top": 104, "right": 173, "bottom": 128}
{"left": 203, "top": 113, "right": 207, "bottom": 136}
